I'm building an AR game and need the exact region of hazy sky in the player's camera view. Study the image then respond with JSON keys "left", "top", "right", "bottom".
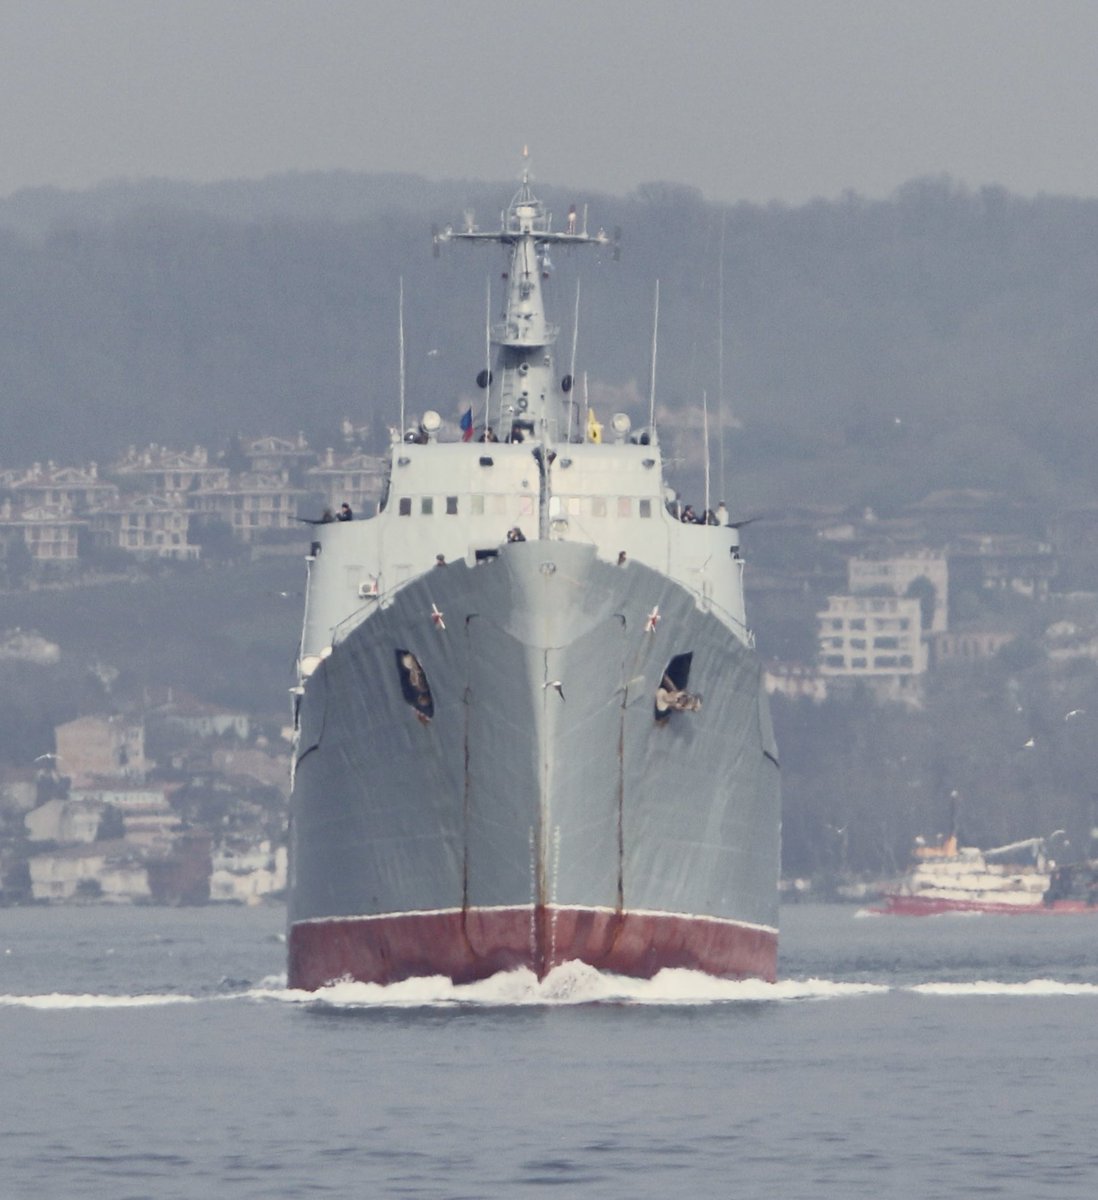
{"left": 3, "top": 0, "right": 1098, "bottom": 204}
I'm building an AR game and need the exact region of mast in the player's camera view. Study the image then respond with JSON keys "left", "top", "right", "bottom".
{"left": 434, "top": 155, "right": 611, "bottom": 446}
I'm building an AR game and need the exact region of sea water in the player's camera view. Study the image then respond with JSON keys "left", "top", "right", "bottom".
{"left": 2, "top": 903, "right": 1096, "bottom": 1199}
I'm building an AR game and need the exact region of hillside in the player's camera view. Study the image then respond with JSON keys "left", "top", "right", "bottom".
{"left": 2, "top": 173, "right": 1098, "bottom": 521}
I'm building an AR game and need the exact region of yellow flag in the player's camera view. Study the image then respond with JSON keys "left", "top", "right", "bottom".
{"left": 587, "top": 408, "right": 602, "bottom": 443}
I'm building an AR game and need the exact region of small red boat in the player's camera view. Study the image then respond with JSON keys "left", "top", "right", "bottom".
{"left": 874, "top": 833, "right": 1098, "bottom": 915}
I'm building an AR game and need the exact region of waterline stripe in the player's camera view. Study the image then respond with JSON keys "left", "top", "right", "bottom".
{"left": 292, "top": 904, "right": 778, "bottom": 937}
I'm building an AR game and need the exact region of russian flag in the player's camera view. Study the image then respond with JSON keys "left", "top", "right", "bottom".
{"left": 460, "top": 406, "right": 474, "bottom": 442}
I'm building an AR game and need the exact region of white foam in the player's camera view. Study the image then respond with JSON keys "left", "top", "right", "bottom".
{"left": 249, "top": 965, "right": 887, "bottom": 1009}
{"left": 0, "top": 991, "right": 201, "bottom": 1010}
{"left": 5, "top": 972, "right": 1095, "bottom": 1012}
{"left": 910, "top": 979, "right": 1098, "bottom": 997}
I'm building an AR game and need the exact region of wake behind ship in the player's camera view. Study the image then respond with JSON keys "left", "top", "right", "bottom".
{"left": 287, "top": 166, "right": 780, "bottom": 989}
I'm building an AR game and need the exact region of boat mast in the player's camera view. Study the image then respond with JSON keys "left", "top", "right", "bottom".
{"left": 434, "top": 153, "right": 612, "bottom": 446}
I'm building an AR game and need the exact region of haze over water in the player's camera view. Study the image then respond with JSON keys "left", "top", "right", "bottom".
{"left": 2, "top": 904, "right": 1096, "bottom": 1198}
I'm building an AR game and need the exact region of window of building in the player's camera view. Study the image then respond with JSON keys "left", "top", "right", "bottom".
{"left": 849, "top": 618, "right": 866, "bottom": 630}
{"left": 421, "top": 497, "right": 434, "bottom": 516}
{"left": 398, "top": 497, "right": 412, "bottom": 516}
{"left": 639, "top": 498, "right": 652, "bottom": 518}
{"left": 823, "top": 655, "right": 844, "bottom": 668}
{"left": 851, "top": 657, "right": 867, "bottom": 669}
{"left": 850, "top": 638, "right": 867, "bottom": 650}
{"left": 446, "top": 496, "right": 458, "bottom": 515}
{"left": 591, "top": 497, "right": 607, "bottom": 517}
{"left": 618, "top": 497, "right": 631, "bottom": 517}
{"left": 874, "top": 636, "right": 900, "bottom": 650}
{"left": 875, "top": 655, "right": 898, "bottom": 668}
{"left": 470, "top": 495, "right": 484, "bottom": 515}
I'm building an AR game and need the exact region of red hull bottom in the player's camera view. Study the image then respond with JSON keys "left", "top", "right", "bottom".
{"left": 288, "top": 906, "right": 778, "bottom": 990}
{"left": 873, "top": 896, "right": 1098, "bottom": 916}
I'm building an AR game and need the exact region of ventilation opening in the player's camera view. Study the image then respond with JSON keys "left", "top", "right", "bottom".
{"left": 655, "top": 652, "right": 702, "bottom": 721}
{"left": 396, "top": 649, "right": 434, "bottom": 721}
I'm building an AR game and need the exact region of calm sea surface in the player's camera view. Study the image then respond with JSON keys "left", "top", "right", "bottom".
{"left": 2, "top": 903, "right": 1096, "bottom": 1199}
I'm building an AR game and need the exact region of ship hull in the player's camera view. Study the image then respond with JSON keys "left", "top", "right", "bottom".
{"left": 288, "top": 541, "right": 780, "bottom": 988}
{"left": 289, "top": 906, "right": 777, "bottom": 989}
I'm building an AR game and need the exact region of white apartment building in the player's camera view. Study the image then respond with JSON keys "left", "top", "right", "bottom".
{"left": 847, "top": 550, "right": 948, "bottom": 633}
{"left": 817, "top": 595, "right": 928, "bottom": 677}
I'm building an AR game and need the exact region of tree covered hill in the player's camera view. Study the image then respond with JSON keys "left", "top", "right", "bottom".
{"left": 2, "top": 172, "right": 1098, "bottom": 517}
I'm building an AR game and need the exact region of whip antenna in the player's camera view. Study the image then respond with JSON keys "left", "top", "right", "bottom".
{"left": 567, "top": 278, "right": 581, "bottom": 443}
{"left": 398, "top": 276, "right": 406, "bottom": 436}
{"left": 648, "top": 279, "right": 660, "bottom": 433}
{"left": 484, "top": 277, "right": 492, "bottom": 436}
{"left": 717, "top": 209, "right": 727, "bottom": 502}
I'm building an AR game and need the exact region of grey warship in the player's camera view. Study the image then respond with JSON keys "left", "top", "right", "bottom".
{"left": 287, "top": 165, "right": 780, "bottom": 988}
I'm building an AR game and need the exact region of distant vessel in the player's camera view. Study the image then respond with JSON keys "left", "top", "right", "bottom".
{"left": 876, "top": 833, "right": 1098, "bottom": 914}
{"left": 286, "top": 163, "right": 781, "bottom": 988}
